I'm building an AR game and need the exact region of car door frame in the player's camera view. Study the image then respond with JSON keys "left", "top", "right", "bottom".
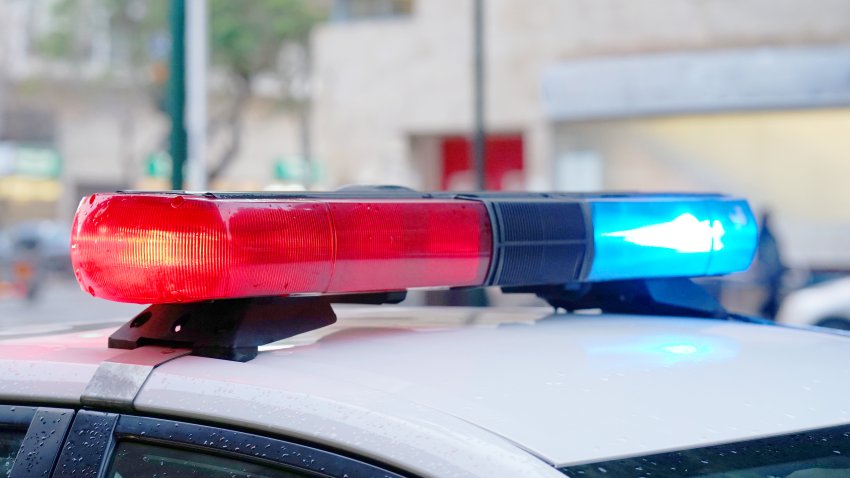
{"left": 51, "top": 410, "right": 408, "bottom": 478}
{"left": 4, "top": 404, "right": 75, "bottom": 478}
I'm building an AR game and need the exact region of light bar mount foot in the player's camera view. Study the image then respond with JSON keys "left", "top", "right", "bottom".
{"left": 110, "top": 296, "right": 337, "bottom": 362}
{"left": 504, "top": 278, "right": 729, "bottom": 319}
{"left": 109, "top": 292, "right": 407, "bottom": 362}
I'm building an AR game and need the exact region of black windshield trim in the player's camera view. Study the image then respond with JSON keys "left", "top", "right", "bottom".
{"left": 559, "top": 423, "right": 850, "bottom": 477}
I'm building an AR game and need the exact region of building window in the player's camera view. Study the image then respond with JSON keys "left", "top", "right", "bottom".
{"left": 332, "top": 0, "right": 413, "bottom": 21}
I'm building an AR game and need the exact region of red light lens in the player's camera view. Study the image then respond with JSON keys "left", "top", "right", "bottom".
{"left": 327, "top": 201, "right": 492, "bottom": 293}
{"left": 71, "top": 194, "right": 492, "bottom": 303}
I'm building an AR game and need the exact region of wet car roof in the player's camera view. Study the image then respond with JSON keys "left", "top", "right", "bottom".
{"left": 2, "top": 307, "right": 850, "bottom": 474}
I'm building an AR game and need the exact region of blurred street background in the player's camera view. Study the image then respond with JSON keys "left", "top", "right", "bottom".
{"left": 0, "top": 278, "right": 138, "bottom": 325}
{"left": 2, "top": 0, "right": 850, "bottom": 325}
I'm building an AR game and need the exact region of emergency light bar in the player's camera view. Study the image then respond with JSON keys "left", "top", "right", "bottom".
{"left": 70, "top": 191, "right": 758, "bottom": 304}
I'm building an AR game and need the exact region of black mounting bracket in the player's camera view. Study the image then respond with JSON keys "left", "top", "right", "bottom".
{"left": 110, "top": 278, "right": 730, "bottom": 362}
{"left": 109, "top": 292, "right": 406, "bottom": 362}
{"left": 503, "top": 278, "right": 729, "bottom": 319}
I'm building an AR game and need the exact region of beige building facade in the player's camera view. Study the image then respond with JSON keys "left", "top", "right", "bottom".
{"left": 312, "top": 0, "right": 850, "bottom": 265}
{"left": 4, "top": 0, "right": 850, "bottom": 265}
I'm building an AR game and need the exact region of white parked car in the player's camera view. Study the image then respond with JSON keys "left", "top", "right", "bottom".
{"left": 776, "top": 276, "right": 850, "bottom": 330}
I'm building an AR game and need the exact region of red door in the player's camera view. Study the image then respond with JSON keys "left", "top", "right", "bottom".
{"left": 440, "top": 134, "right": 524, "bottom": 191}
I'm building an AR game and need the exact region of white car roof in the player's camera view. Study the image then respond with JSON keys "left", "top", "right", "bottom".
{"left": 3, "top": 307, "right": 850, "bottom": 477}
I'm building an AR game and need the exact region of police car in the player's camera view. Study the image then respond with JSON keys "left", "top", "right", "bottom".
{"left": 2, "top": 190, "right": 850, "bottom": 478}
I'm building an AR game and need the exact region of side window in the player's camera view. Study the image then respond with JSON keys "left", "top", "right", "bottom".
{"left": 107, "top": 441, "right": 313, "bottom": 478}
{"left": 8, "top": 407, "right": 74, "bottom": 478}
{"left": 0, "top": 405, "right": 74, "bottom": 478}
{"left": 58, "top": 412, "right": 405, "bottom": 478}
{"left": 0, "top": 430, "right": 25, "bottom": 477}
{"left": 0, "top": 405, "right": 41, "bottom": 478}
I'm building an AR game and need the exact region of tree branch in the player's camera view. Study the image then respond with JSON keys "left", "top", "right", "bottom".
{"left": 207, "top": 74, "right": 252, "bottom": 182}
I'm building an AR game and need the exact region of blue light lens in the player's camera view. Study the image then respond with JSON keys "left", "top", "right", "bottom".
{"left": 587, "top": 197, "right": 757, "bottom": 281}
{"left": 704, "top": 199, "right": 760, "bottom": 275}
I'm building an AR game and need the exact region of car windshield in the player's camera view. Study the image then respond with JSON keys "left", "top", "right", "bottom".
{"left": 560, "top": 425, "right": 850, "bottom": 478}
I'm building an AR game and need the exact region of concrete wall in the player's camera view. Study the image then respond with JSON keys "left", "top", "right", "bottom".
{"left": 312, "top": 0, "right": 850, "bottom": 189}
{"left": 552, "top": 110, "right": 850, "bottom": 266}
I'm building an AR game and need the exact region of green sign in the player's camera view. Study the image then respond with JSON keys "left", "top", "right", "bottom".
{"left": 145, "top": 152, "right": 173, "bottom": 179}
{"left": 274, "top": 156, "right": 323, "bottom": 183}
{"left": 0, "top": 145, "right": 62, "bottom": 178}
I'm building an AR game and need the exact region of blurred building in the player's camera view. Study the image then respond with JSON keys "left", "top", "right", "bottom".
{"left": 312, "top": 0, "right": 850, "bottom": 267}
{"left": 0, "top": 0, "right": 308, "bottom": 227}
{"left": 4, "top": 0, "right": 850, "bottom": 269}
